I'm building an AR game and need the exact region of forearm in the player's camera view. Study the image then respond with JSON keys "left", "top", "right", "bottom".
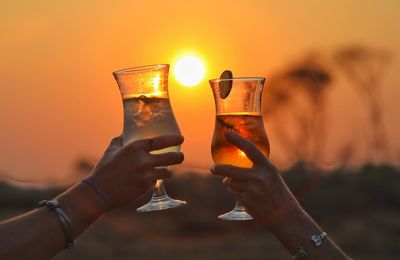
{"left": 0, "top": 182, "right": 107, "bottom": 259}
{"left": 269, "top": 206, "right": 350, "bottom": 260}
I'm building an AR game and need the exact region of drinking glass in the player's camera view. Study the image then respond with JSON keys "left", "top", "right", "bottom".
{"left": 209, "top": 77, "right": 270, "bottom": 220}
{"left": 113, "top": 64, "right": 187, "bottom": 212}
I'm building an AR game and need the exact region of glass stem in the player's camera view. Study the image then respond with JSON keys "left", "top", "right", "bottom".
{"left": 234, "top": 200, "right": 247, "bottom": 211}
{"left": 152, "top": 179, "right": 168, "bottom": 199}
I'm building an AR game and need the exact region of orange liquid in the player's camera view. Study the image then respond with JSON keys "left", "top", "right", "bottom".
{"left": 211, "top": 114, "right": 270, "bottom": 168}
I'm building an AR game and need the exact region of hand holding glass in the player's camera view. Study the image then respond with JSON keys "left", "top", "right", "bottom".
{"left": 113, "top": 64, "right": 187, "bottom": 212}
{"left": 209, "top": 77, "right": 270, "bottom": 220}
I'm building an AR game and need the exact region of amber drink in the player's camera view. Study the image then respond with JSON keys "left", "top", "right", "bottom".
{"left": 212, "top": 113, "right": 270, "bottom": 168}
{"left": 210, "top": 77, "right": 268, "bottom": 220}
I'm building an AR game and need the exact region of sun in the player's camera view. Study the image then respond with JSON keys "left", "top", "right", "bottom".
{"left": 174, "top": 55, "right": 205, "bottom": 87}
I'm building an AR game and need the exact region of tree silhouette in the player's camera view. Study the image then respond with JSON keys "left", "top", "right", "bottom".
{"left": 334, "top": 46, "right": 391, "bottom": 163}
{"left": 263, "top": 55, "right": 332, "bottom": 165}
{"left": 73, "top": 157, "right": 95, "bottom": 180}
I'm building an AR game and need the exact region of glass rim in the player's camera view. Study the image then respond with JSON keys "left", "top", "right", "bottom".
{"left": 209, "top": 77, "right": 266, "bottom": 83}
{"left": 113, "top": 64, "right": 169, "bottom": 76}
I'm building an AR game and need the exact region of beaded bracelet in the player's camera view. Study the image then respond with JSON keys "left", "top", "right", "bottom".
{"left": 38, "top": 200, "right": 77, "bottom": 249}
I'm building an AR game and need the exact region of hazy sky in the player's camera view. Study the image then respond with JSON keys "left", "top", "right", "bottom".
{"left": 0, "top": 0, "right": 399, "bottom": 184}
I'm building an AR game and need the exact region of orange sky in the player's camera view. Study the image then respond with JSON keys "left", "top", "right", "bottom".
{"left": 1, "top": 1, "right": 399, "bottom": 184}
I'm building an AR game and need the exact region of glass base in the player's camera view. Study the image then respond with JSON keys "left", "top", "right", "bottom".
{"left": 136, "top": 195, "right": 187, "bottom": 212}
{"left": 218, "top": 206, "right": 253, "bottom": 221}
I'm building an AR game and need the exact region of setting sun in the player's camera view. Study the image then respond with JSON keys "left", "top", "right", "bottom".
{"left": 174, "top": 56, "right": 205, "bottom": 87}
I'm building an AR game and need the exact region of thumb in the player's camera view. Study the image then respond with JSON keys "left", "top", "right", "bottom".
{"left": 105, "top": 136, "right": 123, "bottom": 154}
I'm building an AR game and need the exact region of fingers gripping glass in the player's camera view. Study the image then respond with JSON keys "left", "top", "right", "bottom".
{"left": 209, "top": 77, "right": 270, "bottom": 221}
{"left": 146, "top": 138, "right": 155, "bottom": 150}
{"left": 114, "top": 64, "right": 187, "bottom": 212}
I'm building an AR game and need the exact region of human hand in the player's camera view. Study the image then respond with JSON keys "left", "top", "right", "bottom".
{"left": 211, "top": 131, "right": 300, "bottom": 226}
{"left": 211, "top": 133, "right": 351, "bottom": 259}
{"left": 88, "top": 135, "right": 184, "bottom": 210}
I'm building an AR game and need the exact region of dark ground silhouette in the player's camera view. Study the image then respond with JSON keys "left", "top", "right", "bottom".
{"left": 1, "top": 164, "right": 399, "bottom": 259}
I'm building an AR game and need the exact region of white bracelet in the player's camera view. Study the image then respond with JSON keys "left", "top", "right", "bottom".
{"left": 311, "top": 232, "right": 327, "bottom": 246}
{"left": 292, "top": 232, "right": 327, "bottom": 259}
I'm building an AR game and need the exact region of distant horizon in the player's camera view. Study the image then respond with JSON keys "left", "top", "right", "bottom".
{"left": 1, "top": 161, "right": 399, "bottom": 188}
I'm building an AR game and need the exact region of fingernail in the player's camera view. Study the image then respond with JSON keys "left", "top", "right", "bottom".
{"left": 224, "top": 131, "right": 232, "bottom": 137}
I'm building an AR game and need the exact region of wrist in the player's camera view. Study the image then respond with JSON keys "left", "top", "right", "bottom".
{"left": 56, "top": 183, "right": 107, "bottom": 237}
{"left": 269, "top": 205, "right": 323, "bottom": 255}
{"left": 254, "top": 193, "right": 302, "bottom": 229}
{"left": 268, "top": 205, "right": 308, "bottom": 234}
{"left": 81, "top": 178, "right": 112, "bottom": 211}
{"left": 269, "top": 206, "right": 351, "bottom": 259}
{"left": 77, "top": 182, "right": 109, "bottom": 215}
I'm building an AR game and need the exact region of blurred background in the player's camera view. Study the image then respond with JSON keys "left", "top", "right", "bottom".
{"left": 1, "top": 1, "right": 399, "bottom": 259}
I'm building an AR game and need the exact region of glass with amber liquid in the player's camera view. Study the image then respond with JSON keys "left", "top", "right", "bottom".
{"left": 210, "top": 77, "right": 270, "bottom": 220}
{"left": 113, "top": 64, "right": 187, "bottom": 212}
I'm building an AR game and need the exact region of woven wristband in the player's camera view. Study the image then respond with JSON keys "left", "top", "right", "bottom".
{"left": 82, "top": 178, "right": 112, "bottom": 211}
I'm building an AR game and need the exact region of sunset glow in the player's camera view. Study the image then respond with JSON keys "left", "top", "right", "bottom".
{"left": 0, "top": 1, "right": 399, "bottom": 183}
{"left": 152, "top": 74, "right": 163, "bottom": 96}
{"left": 174, "top": 56, "right": 205, "bottom": 87}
